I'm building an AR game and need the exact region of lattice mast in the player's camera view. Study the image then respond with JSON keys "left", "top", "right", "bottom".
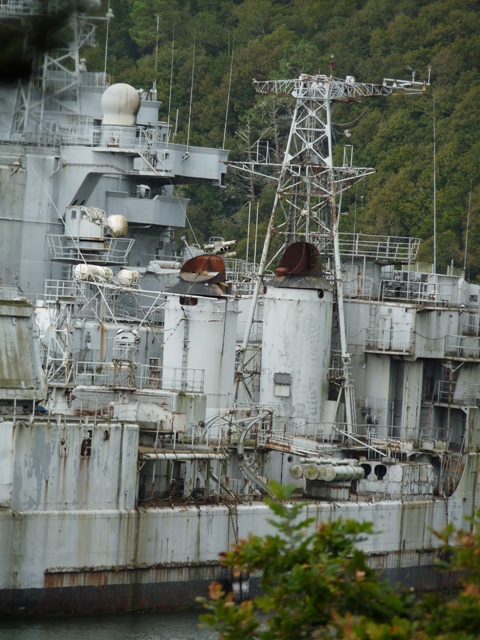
{"left": 236, "top": 71, "right": 429, "bottom": 432}
{"left": 0, "top": 0, "right": 98, "bottom": 138}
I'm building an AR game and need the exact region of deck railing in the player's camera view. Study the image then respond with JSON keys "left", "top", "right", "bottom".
{"left": 338, "top": 233, "right": 420, "bottom": 263}
{"left": 75, "top": 361, "right": 205, "bottom": 393}
{"left": 47, "top": 235, "right": 134, "bottom": 264}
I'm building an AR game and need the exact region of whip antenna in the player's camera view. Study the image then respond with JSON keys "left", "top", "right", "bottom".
{"left": 222, "top": 34, "right": 235, "bottom": 150}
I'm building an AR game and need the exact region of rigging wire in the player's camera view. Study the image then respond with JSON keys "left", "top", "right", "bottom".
{"left": 171, "top": 185, "right": 201, "bottom": 248}
{"left": 154, "top": 14, "right": 160, "bottom": 86}
{"left": 222, "top": 34, "right": 235, "bottom": 150}
{"left": 167, "top": 25, "right": 175, "bottom": 146}
{"left": 254, "top": 200, "right": 259, "bottom": 266}
{"left": 432, "top": 94, "right": 437, "bottom": 274}
{"left": 246, "top": 201, "right": 251, "bottom": 262}
{"left": 332, "top": 106, "right": 371, "bottom": 128}
{"left": 464, "top": 185, "right": 472, "bottom": 272}
{"left": 186, "top": 28, "right": 196, "bottom": 150}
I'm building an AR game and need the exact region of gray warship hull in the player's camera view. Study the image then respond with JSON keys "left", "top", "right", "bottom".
{"left": 1, "top": 1, "right": 479, "bottom": 615}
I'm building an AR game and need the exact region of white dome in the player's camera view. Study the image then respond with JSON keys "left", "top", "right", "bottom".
{"left": 101, "top": 83, "right": 141, "bottom": 126}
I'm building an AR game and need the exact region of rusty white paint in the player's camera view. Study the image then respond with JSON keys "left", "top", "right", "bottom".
{"left": 260, "top": 287, "right": 333, "bottom": 434}
{"left": 163, "top": 296, "right": 238, "bottom": 418}
{"left": 8, "top": 421, "right": 138, "bottom": 512}
{"left": 0, "top": 421, "right": 15, "bottom": 505}
{"left": 0, "top": 450, "right": 477, "bottom": 594}
{"left": 0, "top": 300, "right": 46, "bottom": 401}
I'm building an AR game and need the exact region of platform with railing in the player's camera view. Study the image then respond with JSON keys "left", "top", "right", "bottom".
{"left": 432, "top": 379, "right": 480, "bottom": 405}
{"left": 0, "top": 121, "right": 170, "bottom": 151}
{"left": 75, "top": 361, "right": 205, "bottom": 393}
{"left": 357, "top": 423, "right": 451, "bottom": 454}
{"left": 339, "top": 233, "right": 420, "bottom": 264}
{"left": 381, "top": 277, "right": 454, "bottom": 306}
{"left": 44, "top": 279, "right": 87, "bottom": 304}
{"left": 47, "top": 235, "right": 134, "bottom": 264}
{"left": 444, "top": 335, "right": 480, "bottom": 360}
{"left": 43, "top": 278, "right": 169, "bottom": 324}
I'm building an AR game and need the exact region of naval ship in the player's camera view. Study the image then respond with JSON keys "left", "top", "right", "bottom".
{"left": 0, "top": 1, "right": 478, "bottom": 615}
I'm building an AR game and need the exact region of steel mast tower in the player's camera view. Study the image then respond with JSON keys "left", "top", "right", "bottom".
{"left": 235, "top": 71, "right": 429, "bottom": 432}
{"left": 0, "top": 0, "right": 100, "bottom": 139}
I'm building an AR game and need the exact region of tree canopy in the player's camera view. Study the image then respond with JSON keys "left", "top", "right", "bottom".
{"left": 83, "top": 0, "right": 480, "bottom": 275}
{"left": 199, "top": 483, "right": 480, "bottom": 640}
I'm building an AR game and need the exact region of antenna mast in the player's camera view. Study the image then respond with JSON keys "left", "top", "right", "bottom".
{"left": 103, "top": 2, "right": 114, "bottom": 78}
{"left": 153, "top": 13, "right": 160, "bottom": 95}
{"left": 232, "top": 72, "right": 428, "bottom": 432}
{"left": 186, "top": 29, "right": 196, "bottom": 150}
{"left": 167, "top": 25, "right": 175, "bottom": 145}
{"left": 432, "top": 94, "right": 437, "bottom": 274}
{"left": 0, "top": 0, "right": 98, "bottom": 139}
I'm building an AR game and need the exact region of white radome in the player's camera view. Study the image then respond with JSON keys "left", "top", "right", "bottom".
{"left": 101, "top": 83, "right": 141, "bottom": 126}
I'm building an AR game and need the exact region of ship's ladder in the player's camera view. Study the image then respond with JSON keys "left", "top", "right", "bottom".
{"left": 365, "top": 300, "right": 378, "bottom": 347}
{"left": 419, "top": 402, "right": 433, "bottom": 441}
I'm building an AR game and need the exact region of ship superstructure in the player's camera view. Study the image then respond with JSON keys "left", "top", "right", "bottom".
{"left": 0, "top": 0, "right": 479, "bottom": 615}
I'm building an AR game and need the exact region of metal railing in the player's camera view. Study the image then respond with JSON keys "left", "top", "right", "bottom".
{"left": 58, "top": 120, "right": 97, "bottom": 146}
{"left": 75, "top": 361, "right": 204, "bottom": 393}
{"left": 254, "top": 419, "right": 454, "bottom": 456}
{"left": 381, "top": 278, "right": 454, "bottom": 306}
{"left": 43, "top": 279, "right": 169, "bottom": 323}
{"left": 343, "top": 275, "right": 378, "bottom": 300}
{"left": 433, "top": 379, "right": 480, "bottom": 405}
{"left": 44, "top": 279, "right": 87, "bottom": 303}
{"left": 225, "top": 258, "right": 261, "bottom": 295}
{"left": 418, "top": 424, "right": 452, "bottom": 449}
{"left": 338, "top": 233, "right": 420, "bottom": 263}
{"left": 0, "top": 122, "right": 170, "bottom": 151}
{"left": 444, "top": 334, "right": 480, "bottom": 359}
{"left": 260, "top": 415, "right": 350, "bottom": 443}
{"left": 47, "top": 235, "right": 134, "bottom": 264}
{"left": 1, "top": 128, "right": 61, "bottom": 147}
{"left": 364, "top": 328, "right": 413, "bottom": 353}
{"left": 327, "top": 351, "right": 345, "bottom": 382}
{"left": 98, "top": 126, "right": 173, "bottom": 167}
{"left": 361, "top": 423, "right": 451, "bottom": 452}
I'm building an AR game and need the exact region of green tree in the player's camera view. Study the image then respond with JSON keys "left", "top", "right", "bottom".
{"left": 199, "top": 483, "right": 480, "bottom": 639}
{"left": 75, "top": 0, "right": 480, "bottom": 270}
{"left": 199, "top": 483, "right": 415, "bottom": 639}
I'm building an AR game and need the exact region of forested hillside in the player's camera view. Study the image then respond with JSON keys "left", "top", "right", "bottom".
{"left": 85, "top": 0, "right": 480, "bottom": 276}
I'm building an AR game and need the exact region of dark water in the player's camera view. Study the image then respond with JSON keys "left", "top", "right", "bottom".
{"left": 0, "top": 611, "right": 218, "bottom": 640}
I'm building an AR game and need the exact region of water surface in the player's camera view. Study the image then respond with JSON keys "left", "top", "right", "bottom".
{"left": 0, "top": 610, "right": 218, "bottom": 640}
